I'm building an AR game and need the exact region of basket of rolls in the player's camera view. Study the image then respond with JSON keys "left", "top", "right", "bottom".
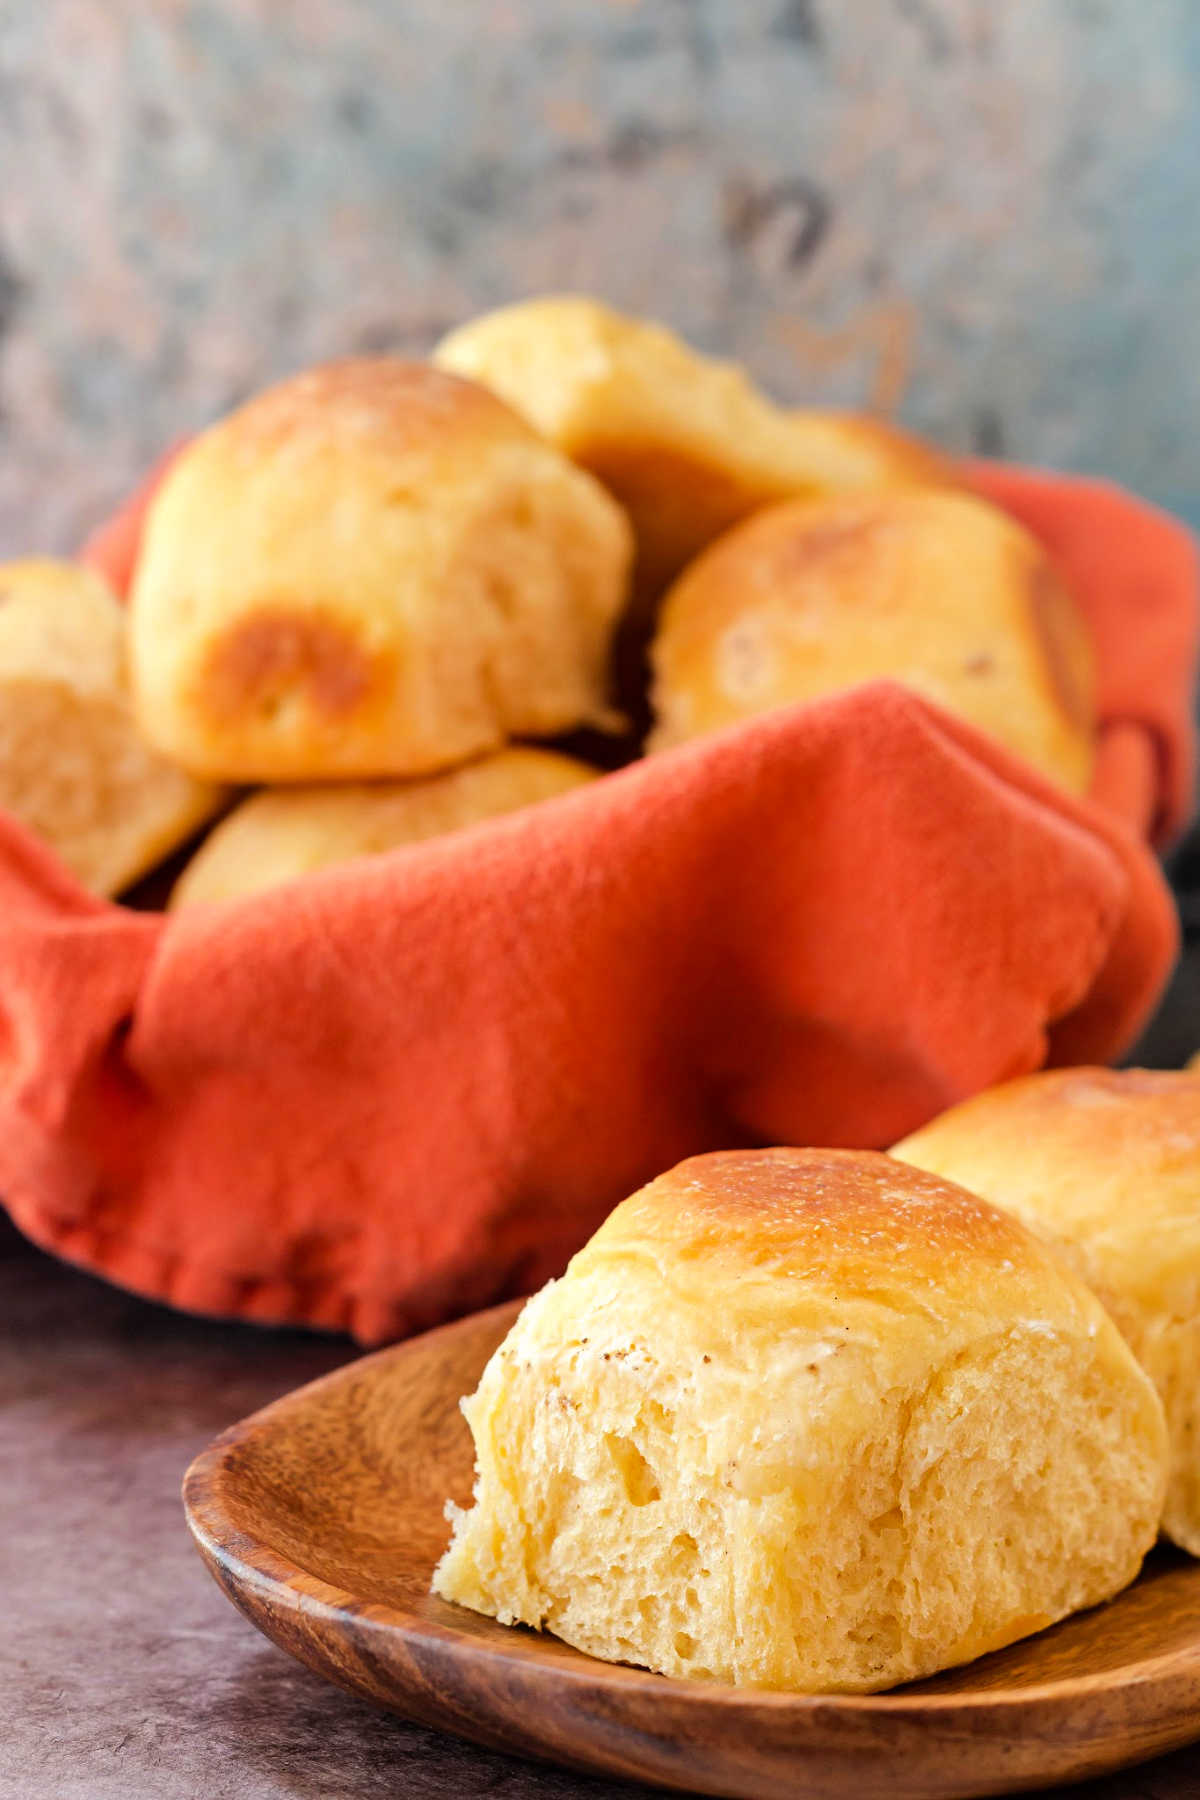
{"left": 0, "top": 296, "right": 1196, "bottom": 1347}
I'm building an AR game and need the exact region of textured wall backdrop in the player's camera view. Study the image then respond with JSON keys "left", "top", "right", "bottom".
{"left": 1, "top": 0, "right": 1199, "bottom": 555}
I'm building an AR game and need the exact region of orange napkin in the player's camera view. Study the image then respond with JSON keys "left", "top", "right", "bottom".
{"left": 0, "top": 461, "right": 1188, "bottom": 1343}
{"left": 0, "top": 673, "right": 1182, "bottom": 1342}
{"left": 968, "top": 462, "right": 1197, "bottom": 846}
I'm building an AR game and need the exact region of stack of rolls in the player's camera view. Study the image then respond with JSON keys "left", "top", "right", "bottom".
{"left": 0, "top": 295, "right": 1103, "bottom": 907}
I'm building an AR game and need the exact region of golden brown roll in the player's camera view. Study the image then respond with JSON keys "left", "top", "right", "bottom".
{"left": 169, "top": 746, "right": 597, "bottom": 908}
{"left": 648, "top": 487, "right": 1096, "bottom": 792}
{"left": 433, "top": 296, "right": 953, "bottom": 603}
{"left": 433, "top": 1147, "right": 1165, "bottom": 1692}
{"left": 129, "top": 360, "right": 632, "bottom": 782}
{"left": 0, "top": 558, "right": 225, "bottom": 896}
{"left": 893, "top": 1067, "right": 1200, "bottom": 1556}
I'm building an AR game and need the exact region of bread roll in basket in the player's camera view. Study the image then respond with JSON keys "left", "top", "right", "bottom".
{"left": 129, "top": 360, "right": 632, "bottom": 782}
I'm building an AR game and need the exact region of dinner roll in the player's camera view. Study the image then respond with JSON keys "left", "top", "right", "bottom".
{"left": 0, "top": 559, "right": 225, "bottom": 896}
{"left": 893, "top": 1067, "right": 1200, "bottom": 1555}
{"left": 169, "top": 746, "right": 596, "bottom": 908}
{"left": 434, "top": 296, "right": 952, "bottom": 603}
{"left": 434, "top": 1147, "right": 1165, "bottom": 1692}
{"left": 648, "top": 487, "right": 1096, "bottom": 792}
{"left": 129, "top": 360, "right": 632, "bottom": 782}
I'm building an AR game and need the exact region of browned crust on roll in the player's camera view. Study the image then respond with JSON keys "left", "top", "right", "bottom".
{"left": 199, "top": 608, "right": 386, "bottom": 724}
{"left": 593, "top": 1146, "right": 1058, "bottom": 1287}
{"left": 221, "top": 357, "right": 539, "bottom": 460}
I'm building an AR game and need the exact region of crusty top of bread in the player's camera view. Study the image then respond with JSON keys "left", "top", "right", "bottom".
{"left": 206, "top": 357, "right": 542, "bottom": 466}
{"left": 435, "top": 296, "right": 953, "bottom": 601}
{"left": 566, "top": 1146, "right": 1114, "bottom": 1363}
{"left": 648, "top": 486, "right": 1096, "bottom": 792}
{"left": 893, "top": 1068, "right": 1200, "bottom": 1317}
{"left": 603, "top": 1145, "right": 1035, "bottom": 1267}
{"left": 435, "top": 295, "right": 949, "bottom": 487}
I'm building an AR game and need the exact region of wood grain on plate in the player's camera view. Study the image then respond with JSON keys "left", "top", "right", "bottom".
{"left": 182, "top": 1299, "right": 1200, "bottom": 1800}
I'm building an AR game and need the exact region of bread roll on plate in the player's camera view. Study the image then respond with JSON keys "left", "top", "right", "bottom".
{"left": 648, "top": 487, "right": 1096, "bottom": 793}
{"left": 130, "top": 360, "right": 632, "bottom": 783}
{"left": 170, "top": 746, "right": 596, "bottom": 908}
{"left": 0, "top": 558, "right": 225, "bottom": 896}
{"left": 434, "top": 296, "right": 953, "bottom": 602}
{"left": 434, "top": 1147, "right": 1165, "bottom": 1692}
{"left": 894, "top": 1067, "right": 1200, "bottom": 1555}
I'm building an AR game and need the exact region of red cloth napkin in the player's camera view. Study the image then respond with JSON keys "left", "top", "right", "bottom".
{"left": 968, "top": 463, "right": 1197, "bottom": 846}
{"left": 0, "top": 461, "right": 1187, "bottom": 1343}
{"left": 0, "top": 678, "right": 1181, "bottom": 1342}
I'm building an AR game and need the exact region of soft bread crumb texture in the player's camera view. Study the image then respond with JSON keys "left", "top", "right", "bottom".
{"left": 433, "top": 1148, "right": 1166, "bottom": 1692}
{"left": 434, "top": 296, "right": 954, "bottom": 602}
{"left": 648, "top": 487, "right": 1096, "bottom": 794}
{"left": 894, "top": 1067, "right": 1200, "bottom": 1555}
{"left": 0, "top": 558, "right": 225, "bottom": 895}
{"left": 169, "top": 746, "right": 597, "bottom": 908}
{"left": 129, "top": 360, "right": 632, "bottom": 782}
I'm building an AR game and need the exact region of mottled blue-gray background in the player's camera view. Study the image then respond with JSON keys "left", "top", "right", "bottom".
{"left": 1, "top": 0, "right": 1199, "bottom": 555}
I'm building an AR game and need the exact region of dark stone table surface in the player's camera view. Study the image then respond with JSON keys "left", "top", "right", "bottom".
{"left": 3, "top": 1187, "right": 1200, "bottom": 1800}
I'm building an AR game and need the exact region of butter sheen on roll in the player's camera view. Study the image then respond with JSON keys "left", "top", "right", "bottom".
{"left": 434, "top": 296, "right": 953, "bottom": 604}
{"left": 169, "top": 746, "right": 596, "bottom": 908}
{"left": 648, "top": 487, "right": 1096, "bottom": 793}
{"left": 130, "top": 360, "right": 632, "bottom": 783}
{"left": 434, "top": 1147, "right": 1165, "bottom": 1692}
{"left": 894, "top": 1067, "right": 1200, "bottom": 1556}
{"left": 0, "top": 559, "right": 225, "bottom": 895}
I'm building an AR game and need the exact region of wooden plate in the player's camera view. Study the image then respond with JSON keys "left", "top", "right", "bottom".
{"left": 183, "top": 1299, "right": 1200, "bottom": 1800}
